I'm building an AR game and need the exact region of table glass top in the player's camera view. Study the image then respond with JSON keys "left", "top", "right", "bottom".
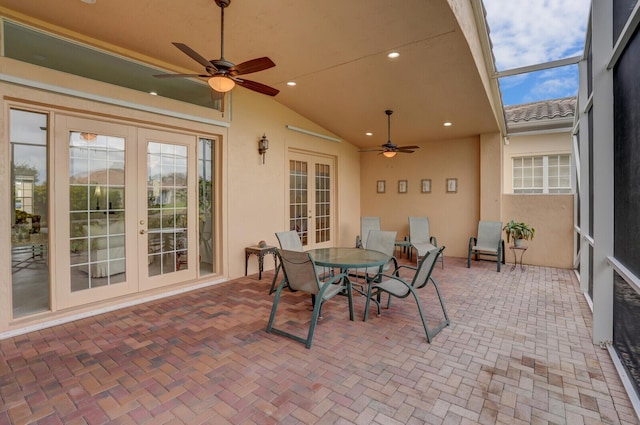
{"left": 308, "top": 247, "right": 389, "bottom": 269}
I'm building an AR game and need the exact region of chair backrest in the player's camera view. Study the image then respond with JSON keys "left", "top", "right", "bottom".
{"left": 365, "top": 230, "right": 397, "bottom": 257}
{"left": 412, "top": 246, "right": 445, "bottom": 290}
{"left": 365, "top": 230, "right": 397, "bottom": 273}
{"left": 277, "top": 249, "right": 320, "bottom": 295}
{"left": 275, "top": 231, "right": 304, "bottom": 251}
{"left": 476, "top": 221, "right": 502, "bottom": 248}
{"left": 409, "top": 216, "right": 431, "bottom": 244}
{"left": 360, "top": 217, "right": 381, "bottom": 248}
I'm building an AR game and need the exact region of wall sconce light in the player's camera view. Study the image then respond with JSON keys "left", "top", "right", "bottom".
{"left": 258, "top": 134, "right": 269, "bottom": 164}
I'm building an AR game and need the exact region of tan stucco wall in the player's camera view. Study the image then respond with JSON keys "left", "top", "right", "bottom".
{"left": 225, "top": 88, "right": 361, "bottom": 277}
{"left": 360, "top": 136, "right": 481, "bottom": 259}
{"left": 480, "top": 132, "right": 502, "bottom": 220}
{"left": 501, "top": 194, "right": 574, "bottom": 269}
{"left": 0, "top": 57, "right": 361, "bottom": 334}
{"left": 503, "top": 131, "right": 572, "bottom": 193}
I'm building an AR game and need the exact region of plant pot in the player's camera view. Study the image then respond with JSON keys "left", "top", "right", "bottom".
{"left": 514, "top": 238, "right": 524, "bottom": 247}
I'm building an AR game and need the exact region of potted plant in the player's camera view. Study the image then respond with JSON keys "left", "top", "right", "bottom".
{"left": 503, "top": 220, "right": 535, "bottom": 247}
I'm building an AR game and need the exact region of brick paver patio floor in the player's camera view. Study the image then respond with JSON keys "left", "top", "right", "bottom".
{"left": 1, "top": 257, "right": 638, "bottom": 424}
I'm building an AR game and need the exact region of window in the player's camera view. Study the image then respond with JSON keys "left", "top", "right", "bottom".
{"left": 512, "top": 154, "right": 571, "bottom": 194}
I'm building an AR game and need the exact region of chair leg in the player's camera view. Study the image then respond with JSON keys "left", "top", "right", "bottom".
{"left": 363, "top": 284, "right": 382, "bottom": 321}
{"left": 430, "top": 276, "right": 450, "bottom": 324}
{"left": 407, "top": 286, "right": 433, "bottom": 343}
{"left": 306, "top": 298, "right": 323, "bottom": 349}
{"left": 467, "top": 249, "right": 472, "bottom": 268}
{"left": 269, "top": 263, "right": 281, "bottom": 294}
{"left": 266, "top": 280, "right": 286, "bottom": 332}
{"left": 409, "top": 284, "right": 449, "bottom": 343}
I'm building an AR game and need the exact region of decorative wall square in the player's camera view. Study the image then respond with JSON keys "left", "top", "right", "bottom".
{"left": 446, "top": 178, "right": 457, "bottom": 193}
{"left": 421, "top": 179, "right": 431, "bottom": 193}
{"left": 398, "top": 180, "right": 408, "bottom": 193}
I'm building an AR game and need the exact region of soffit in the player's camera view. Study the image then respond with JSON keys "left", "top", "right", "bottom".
{"left": 0, "top": 0, "right": 499, "bottom": 148}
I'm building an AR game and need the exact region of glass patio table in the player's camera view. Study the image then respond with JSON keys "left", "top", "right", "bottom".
{"left": 308, "top": 247, "right": 390, "bottom": 320}
{"left": 308, "top": 247, "right": 390, "bottom": 271}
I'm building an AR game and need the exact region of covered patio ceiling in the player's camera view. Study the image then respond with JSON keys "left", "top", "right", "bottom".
{"left": 0, "top": 0, "right": 501, "bottom": 149}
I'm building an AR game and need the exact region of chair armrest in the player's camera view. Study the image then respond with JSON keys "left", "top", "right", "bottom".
{"left": 469, "top": 236, "right": 477, "bottom": 250}
{"left": 355, "top": 235, "right": 362, "bottom": 248}
{"left": 322, "top": 272, "right": 347, "bottom": 284}
{"left": 394, "top": 263, "right": 417, "bottom": 276}
{"left": 430, "top": 236, "right": 438, "bottom": 247}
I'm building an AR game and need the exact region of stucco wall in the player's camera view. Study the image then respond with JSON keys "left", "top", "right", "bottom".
{"left": 360, "top": 136, "right": 481, "bottom": 259}
{"left": 503, "top": 131, "right": 572, "bottom": 193}
{"left": 0, "top": 58, "right": 362, "bottom": 334}
{"left": 226, "top": 88, "right": 361, "bottom": 277}
{"left": 501, "top": 194, "right": 574, "bottom": 269}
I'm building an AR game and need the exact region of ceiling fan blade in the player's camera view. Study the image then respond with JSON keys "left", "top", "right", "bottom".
{"left": 396, "top": 145, "right": 420, "bottom": 150}
{"left": 153, "top": 73, "right": 210, "bottom": 78}
{"left": 397, "top": 150, "right": 416, "bottom": 153}
{"left": 172, "top": 42, "right": 216, "bottom": 70}
{"left": 230, "top": 57, "right": 276, "bottom": 76}
{"left": 235, "top": 79, "right": 280, "bottom": 96}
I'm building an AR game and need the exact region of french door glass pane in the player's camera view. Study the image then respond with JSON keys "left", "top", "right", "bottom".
{"left": 198, "top": 138, "right": 215, "bottom": 275}
{"left": 315, "top": 163, "right": 331, "bottom": 243}
{"left": 289, "top": 160, "right": 308, "bottom": 245}
{"left": 69, "top": 132, "right": 126, "bottom": 292}
{"left": 147, "top": 142, "right": 188, "bottom": 276}
{"left": 11, "top": 109, "right": 50, "bottom": 317}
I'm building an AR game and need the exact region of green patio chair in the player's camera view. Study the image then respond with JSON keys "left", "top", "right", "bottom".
{"left": 467, "top": 220, "right": 505, "bottom": 272}
{"left": 409, "top": 216, "right": 443, "bottom": 269}
{"left": 350, "top": 230, "right": 397, "bottom": 283}
{"left": 266, "top": 249, "right": 354, "bottom": 349}
{"left": 364, "top": 246, "right": 449, "bottom": 343}
{"left": 356, "top": 216, "right": 381, "bottom": 248}
{"left": 269, "top": 230, "right": 304, "bottom": 294}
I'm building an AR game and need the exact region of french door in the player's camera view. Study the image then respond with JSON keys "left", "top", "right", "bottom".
{"left": 54, "top": 116, "right": 197, "bottom": 309}
{"left": 137, "top": 128, "right": 197, "bottom": 290}
{"left": 287, "top": 151, "right": 335, "bottom": 249}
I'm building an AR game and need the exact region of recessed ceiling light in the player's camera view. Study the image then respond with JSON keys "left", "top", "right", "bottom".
{"left": 149, "top": 91, "right": 158, "bottom": 96}
{"left": 365, "top": 132, "right": 373, "bottom": 136}
{"left": 387, "top": 52, "right": 400, "bottom": 59}
{"left": 444, "top": 122, "right": 452, "bottom": 127}
{"left": 287, "top": 81, "right": 296, "bottom": 86}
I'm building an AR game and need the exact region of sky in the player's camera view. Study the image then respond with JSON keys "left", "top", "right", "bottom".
{"left": 482, "top": 0, "right": 591, "bottom": 106}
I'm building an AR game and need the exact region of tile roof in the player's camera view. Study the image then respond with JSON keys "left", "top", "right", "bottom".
{"left": 504, "top": 96, "right": 576, "bottom": 131}
{"left": 505, "top": 96, "right": 576, "bottom": 124}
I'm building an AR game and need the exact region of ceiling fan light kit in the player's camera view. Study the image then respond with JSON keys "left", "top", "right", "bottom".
{"left": 360, "top": 110, "right": 420, "bottom": 157}
{"left": 154, "top": 0, "right": 278, "bottom": 97}
{"left": 208, "top": 75, "right": 235, "bottom": 92}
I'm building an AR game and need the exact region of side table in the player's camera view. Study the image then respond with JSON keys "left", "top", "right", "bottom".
{"left": 394, "top": 237, "right": 412, "bottom": 260}
{"left": 245, "top": 245, "right": 278, "bottom": 280}
{"left": 509, "top": 245, "right": 528, "bottom": 271}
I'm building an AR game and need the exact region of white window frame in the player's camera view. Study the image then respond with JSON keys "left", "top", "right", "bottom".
{"left": 512, "top": 154, "right": 572, "bottom": 194}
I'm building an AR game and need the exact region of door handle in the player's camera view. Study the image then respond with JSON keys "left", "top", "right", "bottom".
{"left": 139, "top": 229, "right": 146, "bottom": 234}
